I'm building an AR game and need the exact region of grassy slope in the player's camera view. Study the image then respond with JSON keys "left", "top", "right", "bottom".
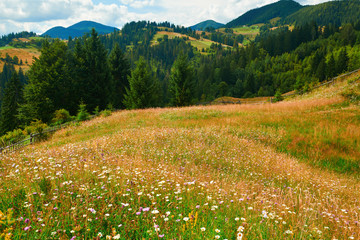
{"left": 0, "top": 47, "right": 40, "bottom": 71}
{"left": 0, "top": 73, "right": 360, "bottom": 239}
{"left": 152, "top": 31, "right": 231, "bottom": 51}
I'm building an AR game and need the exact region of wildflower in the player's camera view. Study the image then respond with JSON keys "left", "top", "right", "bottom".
{"left": 241, "top": 218, "right": 246, "bottom": 221}
{"left": 235, "top": 217, "right": 239, "bottom": 221}
{"left": 215, "top": 235, "right": 220, "bottom": 239}
{"left": 183, "top": 217, "right": 189, "bottom": 222}
{"left": 113, "top": 235, "right": 120, "bottom": 239}
{"left": 159, "top": 234, "right": 164, "bottom": 238}
{"left": 284, "top": 230, "right": 293, "bottom": 235}
{"left": 201, "top": 227, "right": 206, "bottom": 231}
{"left": 70, "top": 237, "right": 76, "bottom": 240}
{"left": 24, "top": 226, "right": 31, "bottom": 231}
{"left": 237, "top": 226, "right": 244, "bottom": 232}
{"left": 136, "top": 212, "right": 141, "bottom": 215}
{"left": 215, "top": 229, "right": 220, "bottom": 233}
{"left": 237, "top": 232, "right": 243, "bottom": 240}
{"left": 164, "top": 217, "right": 169, "bottom": 221}
{"left": 152, "top": 210, "right": 159, "bottom": 214}
{"left": 98, "top": 232, "right": 103, "bottom": 238}
{"left": 262, "top": 210, "right": 268, "bottom": 218}
{"left": 143, "top": 207, "right": 150, "bottom": 212}
{"left": 166, "top": 211, "right": 171, "bottom": 216}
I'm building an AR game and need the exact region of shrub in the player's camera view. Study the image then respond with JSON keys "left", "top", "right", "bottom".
{"left": 100, "top": 109, "right": 112, "bottom": 117}
{"left": 93, "top": 106, "right": 100, "bottom": 117}
{"left": 76, "top": 102, "right": 90, "bottom": 121}
{"left": 273, "top": 89, "right": 284, "bottom": 102}
{"left": 0, "top": 129, "right": 26, "bottom": 147}
{"left": 52, "top": 109, "right": 72, "bottom": 125}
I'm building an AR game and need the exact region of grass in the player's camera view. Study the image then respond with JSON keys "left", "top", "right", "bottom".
{"left": 1, "top": 76, "right": 360, "bottom": 239}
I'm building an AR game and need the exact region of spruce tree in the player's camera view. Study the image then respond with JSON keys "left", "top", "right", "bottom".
{"left": 0, "top": 72, "right": 23, "bottom": 135}
{"left": 108, "top": 43, "right": 131, "bottom": 109}
{"left": 336, "top": 48, "right": 349, "bottom": 74}
{"left": 82, "top": 28, "right": 112, "bottom": 111}
{"left": 169, "top": 54, "right": 195, "bottom": 107}
{"left": 123, "top": 58, "right": 159, "bottom": 109}
{"left": 18, "top": 39, "right": 72, "bottom": 124}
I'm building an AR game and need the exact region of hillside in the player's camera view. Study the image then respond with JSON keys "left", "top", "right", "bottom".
{"left": 190, "top": 20, "right": 225, "bottom": 30}
{"left": 42, "top": 20, "right": 119, "bottom": 39}
{"left": 1, "top": 71, "right": 359, "bottom": 239}
{"left": 284, "top": 0, "right": 360, "bottom": 26}
{"left": 226, "top": 0, "right": 303, "bottom": 28}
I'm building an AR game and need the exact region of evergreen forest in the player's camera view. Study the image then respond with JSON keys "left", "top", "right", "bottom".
{"left": 1, "top": 11, "right": 360, "bottom": 140}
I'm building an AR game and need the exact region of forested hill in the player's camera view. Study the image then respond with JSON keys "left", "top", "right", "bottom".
{"left": 42, "top": 21, "right": 119, "bottom": 39}
{"left": 190, "top": 20, "right": 224, "bottom": 30}
{"left": 284, "top": 0, "right": 360, "bottom": 26}
{"left": 226, "top": 0, "right": 303, "bottom": 27}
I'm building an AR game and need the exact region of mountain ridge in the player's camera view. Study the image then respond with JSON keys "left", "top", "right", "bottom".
{"left": 190, "top": 20, "right": 225, "bottom": 30}
{"left": 226, "top": 0, "right": 303, "bottom": 27}
{"left": 42, "top": 20, "right": 119, "bottom": 39}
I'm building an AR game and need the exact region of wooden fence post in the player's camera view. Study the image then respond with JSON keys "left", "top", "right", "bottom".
{"left": 30, "top": 134, "right": 33, "bottom": 144}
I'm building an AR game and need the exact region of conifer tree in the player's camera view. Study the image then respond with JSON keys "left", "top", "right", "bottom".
{"left": 123, "top": 58, "right": 159, "bottom": 109}
{"left": 169, "top": 54, "right": 194, "bottom": 107}
{"left": 336, "top": 48, "right": 349, "bottom": 74}
{"left": 109, "top": 43, "right": 131, "bottom": 109}
{"left": 82, "top": 28, "right": 112, "bottom": 111}
{"left": 0, "top": 72, "right": 23, "bottom": 134}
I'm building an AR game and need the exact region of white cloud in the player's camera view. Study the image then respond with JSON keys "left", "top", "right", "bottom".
{"left": 0, "top": 0, "right": 330, "bottom": 36}
{"left": 120, "top": 0, "right": 155, "bottom": 8}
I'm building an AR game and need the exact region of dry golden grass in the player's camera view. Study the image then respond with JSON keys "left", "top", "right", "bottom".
{"left": 1, "top": 75, "right": 359, "bottom": 239}
{"left": 0, "top": 48, "right": 40, "bottom": 71}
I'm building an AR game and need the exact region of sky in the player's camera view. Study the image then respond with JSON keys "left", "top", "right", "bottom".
{"left": 0, "top": 0, "right": 329, "bottom": 36}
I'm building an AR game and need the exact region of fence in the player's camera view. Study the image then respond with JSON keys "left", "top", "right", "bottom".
{"left": 0, "top": 121, "right": 76, "bottom": 155}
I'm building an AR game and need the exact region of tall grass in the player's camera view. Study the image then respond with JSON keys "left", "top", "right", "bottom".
{"left": 0, "top": 79, "right": 359, "bottom": 239}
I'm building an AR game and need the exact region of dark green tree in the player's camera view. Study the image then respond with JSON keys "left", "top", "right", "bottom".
{"left": 336, "top": 48, "right": 349, "bottom": 74}
{"left": 0, "top": 72, "right": 23, "bottom": 134}
{"left": 108, "top": 43, "right": 131, "bottom": 109}
{"left": 81, "top": 28, "right": 112, "bottom": 111}
{"left": 123, "top": 58, "right": 160, "bottom": 109}
{"left": 326, "top": 54, "right": 336, "bottom": 79}
{"left": 169, "top": 55, "right": 195, "bottom": 107}
{"left": 18, "top": 40, "right": 72, "bottom": 124}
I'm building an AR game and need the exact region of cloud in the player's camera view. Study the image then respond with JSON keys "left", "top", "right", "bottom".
{"left": 0, "top": 0, "right": 330, "bottom": 36}
{"left": 120, "top": 0, "right": 155, "bottom": 8}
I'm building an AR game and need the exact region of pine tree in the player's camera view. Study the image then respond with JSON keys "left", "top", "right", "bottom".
{"left": 123, "top": 58, "right": 159, "bottom": 109}
{"left": 169, "top": 55, "right": 195, "bottom": 107}
{"left": 0, "top": 72, "right": 23, "bottom": 134}
{"left": 108, "top": 43, "right": 131, "bottom": 109}
{"left": 336, "top": 48, "right": 349, "bottom": 74}
{"left": 18, "top": 39, "right": 72, "bottom": 124}
{"left": 327, "top": 54, "right": 336, "bottom": 79}
{"left": 82, "top": 28, "right": 112, "bottom": 111}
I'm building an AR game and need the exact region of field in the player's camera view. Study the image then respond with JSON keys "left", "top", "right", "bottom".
{"left": 1, "top": 74, "right": 360, "bottom": 239}
{"left": 152, "top": 31, "right": 228, "bottom": 51}
{"left": 0, "top": 48, "right": 40, "bottom": 71}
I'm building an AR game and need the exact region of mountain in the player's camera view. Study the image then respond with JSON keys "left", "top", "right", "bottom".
{"left": 190, "top": 20, "right": 224, "bottom": 30}
{"left": 42, "top": 21, "right": 119, "bottom": 39}
{"left": 284, "top": 0, "right": 360, "bottom": 26}
{"left": 226, "top": 0, "right": 303, "bottom": 28}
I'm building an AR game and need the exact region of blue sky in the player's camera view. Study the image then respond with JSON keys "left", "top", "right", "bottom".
{"left": 0, "top": 0, "right": 328, "bottom": 36}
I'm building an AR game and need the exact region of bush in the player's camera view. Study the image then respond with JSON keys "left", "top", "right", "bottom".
{"left": 100, "top": 109, "right": 112, "bottom": 117}
{"left": 23, "top": 120, "right": 48, "bottom": 135}
{"left": 0, "top": 129, "right": 26, "bottom": 147}
{"left": 273, "top": 89, "right": 284, "bottom": 102}
{"left": 76, "top": 102, "right": 90, "bottom": 121}
{"left": 52, "top": 109, "right": 72, "bottom": 125}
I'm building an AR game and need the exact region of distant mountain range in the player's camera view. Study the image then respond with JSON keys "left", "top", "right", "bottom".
{"left": 42, "top": 21, "right": 119, "bottom": 39}
{"left": 190, "top": 20, "right": 224, "bottom": 30}
{"left": 226, "top": 0, "right": 303, "bottom": 28}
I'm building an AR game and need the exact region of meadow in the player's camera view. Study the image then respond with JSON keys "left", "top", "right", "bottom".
{"left": 0, "top": 75, "right": 359, "bottom": 239}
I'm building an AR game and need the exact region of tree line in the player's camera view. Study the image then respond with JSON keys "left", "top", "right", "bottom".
{"left": 1, "top": 20, "right": 360, "bottom": 136}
